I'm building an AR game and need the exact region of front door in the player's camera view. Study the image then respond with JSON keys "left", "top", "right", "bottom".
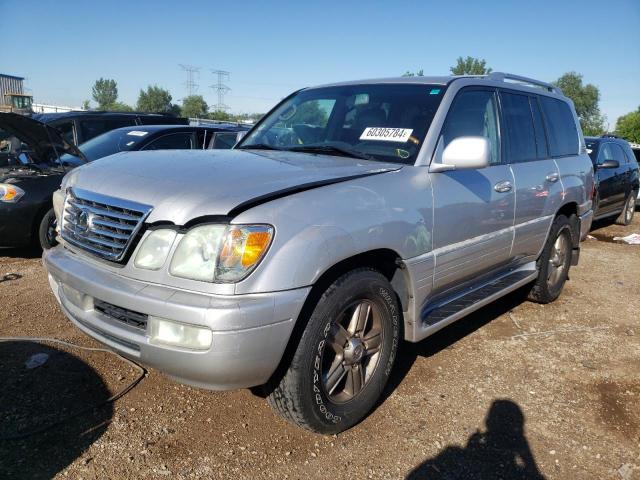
{"left": 430, "top": 88, "right": 515, "bottom": 296}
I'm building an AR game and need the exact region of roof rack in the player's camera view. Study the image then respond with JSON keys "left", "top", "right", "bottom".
{"left": 487, "top": 72, "right": 562, "bottom": 94}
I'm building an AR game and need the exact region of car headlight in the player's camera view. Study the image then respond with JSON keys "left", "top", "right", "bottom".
{"left": 0, "top": 183, "right": 25, "bottom": 203}
{"left": 164, "top": 224, "right": 273, "bottom": 283}
{"left": 134, "top": 229, "right": 178, "bottom": 270}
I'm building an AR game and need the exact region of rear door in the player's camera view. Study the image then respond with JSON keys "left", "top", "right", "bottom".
{"left": 430, "top": 87, "right": 515, "bottom": 295}
{"left": 501, "top": 91, "right": 563, "bottom": 260}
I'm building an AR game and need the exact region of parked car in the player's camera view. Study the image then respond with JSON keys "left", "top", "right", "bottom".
{"left": 61, "top": 124, "right": 250, "bottom": 163}
{"left": 0, "top": 112, "right": 85, "bottom": 249}
{"left": 44, "top": 73, "right": 594, "bottom": 434}
{"left": 630, "top": 142, "right": 640, "bottom": 206}
{"left": 32, "top": 111, "right": 189, "bottom": 146}
{"left": 585, "top": 135, "right": 639, "bottom": 224}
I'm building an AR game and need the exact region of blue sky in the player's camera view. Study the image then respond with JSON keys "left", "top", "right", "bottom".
{"left": 3, "top": 0, "right": 639, "bottom": 125}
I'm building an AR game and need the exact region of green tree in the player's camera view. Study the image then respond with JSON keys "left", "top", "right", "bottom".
{"left": 208, "top": 110, "right": 231, "bottom": 121}
{"left": 182, "top": 95, "right": 208, "bottom": 118}
{"left": 104, "top": 101, "right": 134, "bottom": 112}
{"left": 82, "top": 99, "right": 90, "bottom": 110}
{"left": 136, "top": 85, "right": 174, "bottom": 113}
{"left": 615, "top": 107, "right": 640, "bottom": 143}
{"left": 91, "top": 78, "right": 118, "bottom": 108}
{"left": 291, "top": 101, "right": 327, "bottom": 126}
{"left": 402, "top": 69, "right": 424, "bottom": 77}
{"left": 553, "top": 72, "right": 605, "bottom": 136}
{"left": 450, "top": 56, "right": 492, "bottom": 75}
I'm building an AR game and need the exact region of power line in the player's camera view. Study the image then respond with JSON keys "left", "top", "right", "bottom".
{"left": 179, "top": 64, "right": 200, "bottom": 97}
{"left": 210, "top": 69, "right": 230, "bottom": 111}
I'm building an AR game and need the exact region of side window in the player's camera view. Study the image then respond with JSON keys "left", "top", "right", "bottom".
{"left": 539, "top": 97, "right": 579, "bottom": 157}
{"left": 596, "top": 143, "right": 615, "bottom": 164}
{"left": 500, "top": 92, "right": 537, "bottom": 163}
{"left": 530, "top": 97, "right": 548, "bottom": 159}
{"left": 441, "top": 89, "right": 500, "bottom": 165}
{"left": 211, "top": 132, "right": 239, "bottom": 149}
{"left": 610, "top": 144, "right": 626, "bottom": 164}
{"left": 54, "top": 121, "right": 75, "bottom": 145}
{"left": 80, "top": 118, "right": 135, "bottom": 142}
{"left": 142, "top": 132, "right": 194, "bottom": 150}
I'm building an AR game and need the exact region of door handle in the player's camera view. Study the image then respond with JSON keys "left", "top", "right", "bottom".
{"left": 494, "top": 181, "right": 512, "bottom": 193}
{"left": 546, "top": 172, "right": 560, "bottom": 183}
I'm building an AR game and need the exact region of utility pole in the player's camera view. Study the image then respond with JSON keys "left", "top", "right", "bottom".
{"left": 210, "top": 69, "right": 230, "bottom": 111}
{"left": 179, "top": 64, "right": 200, "bottom": 97}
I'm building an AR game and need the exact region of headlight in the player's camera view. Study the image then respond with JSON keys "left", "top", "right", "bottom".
{"left": 0, "top": 183, "right": 25, "bottom": 203}
{"left": 134, "top": 229, "right": 177, "bottom": 270}
{"left": 168, "top": 224, "right": 273, "bottom": 283}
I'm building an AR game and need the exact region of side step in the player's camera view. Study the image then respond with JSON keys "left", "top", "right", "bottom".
{"left": 415, "top": 266, "right": 538, "bottom": 342}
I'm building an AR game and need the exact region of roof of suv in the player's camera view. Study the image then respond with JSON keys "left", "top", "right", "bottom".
{"left": 31, "top": 111, "right": 183, "bottom": 122}
{"left": 313, "top": 72, "right": 566, "bottom": 98}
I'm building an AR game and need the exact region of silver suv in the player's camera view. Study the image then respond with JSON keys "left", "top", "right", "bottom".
{"left": 44, "top": 73, "right": 594, "bottom": 434}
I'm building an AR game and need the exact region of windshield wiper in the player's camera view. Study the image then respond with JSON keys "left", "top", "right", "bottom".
{"left": 237, "top": 143, "right": 283, "bottom": 151}
{"left": 287, "top": 144, "right": 372, "bottom": 160}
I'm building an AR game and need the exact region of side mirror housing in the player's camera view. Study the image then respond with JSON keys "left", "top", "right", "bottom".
{"left": 431, "top": 136, "right": 490, "bottom": 172}
{"left": 598, "top": 159, "right": 619, "bottom": 169}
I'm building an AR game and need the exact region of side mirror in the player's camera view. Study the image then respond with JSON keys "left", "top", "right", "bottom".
{"left": 598, "top": 159, "right": 619, "bottom": 169}
{"left": 431, "top": 136, "right": 490, "bottom": 172}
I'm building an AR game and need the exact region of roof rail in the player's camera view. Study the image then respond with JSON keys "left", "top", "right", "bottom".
{"left": 487, "top": 72, "right": 562, "bottom": 94}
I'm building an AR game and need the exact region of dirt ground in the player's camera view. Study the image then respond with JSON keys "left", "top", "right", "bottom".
{"left": 1, "top": 214, "right": 639, "bottom": 480}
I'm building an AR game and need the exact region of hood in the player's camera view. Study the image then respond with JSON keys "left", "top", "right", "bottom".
{"left": 0, "top": 112, "right": 85, "bottom": 164}
{"left": 66, "top": 149, "right": 401, "bottom": 224}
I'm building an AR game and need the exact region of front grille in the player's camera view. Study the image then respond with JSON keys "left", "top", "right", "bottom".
{"left": 61, "top": 188, "right": 152, "bottom": 262}
{"left": 94, "top": 299, "right": 148, "bottom": 330}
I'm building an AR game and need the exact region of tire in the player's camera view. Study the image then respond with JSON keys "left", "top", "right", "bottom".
{"left": 615, "top": 192, "right": 636, "bottom": 226}
{"left": 527, "top": 215, "right": 573, "bottom": 304}
{"left": 37, "top": 208, "right": 58, "bottom": 250}
{"left": 267, "top": 268, "right": 400, "bottom": 434}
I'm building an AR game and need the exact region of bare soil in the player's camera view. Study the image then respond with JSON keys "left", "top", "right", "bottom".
{"left": 1, "top": 215, "right": 639, "bottom": 480}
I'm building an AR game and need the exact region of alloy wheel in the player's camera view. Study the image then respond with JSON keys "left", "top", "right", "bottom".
{"left": 547, "top": 231, "right": 569, "bottom": 288}
{"left": 322, "top": 300, "right": 383, "bottom": 403}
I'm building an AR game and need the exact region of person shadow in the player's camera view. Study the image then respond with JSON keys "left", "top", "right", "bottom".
{"left": 0, "top": 340, "right": 114, "bottom": 480}
{"left": 406, "top": 399, "right": 545, "bottom": 480}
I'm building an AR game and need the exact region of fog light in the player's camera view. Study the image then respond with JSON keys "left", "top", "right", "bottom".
{"left": 148, "top": 316, "right": 212, "bottom": 350}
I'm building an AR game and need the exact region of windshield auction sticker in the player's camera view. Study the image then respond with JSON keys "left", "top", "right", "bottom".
{"left": 127, "top": 130, "right": 149, "bottom": 137}
{"left": 360, "top": 127, "right": 413, "bottom": 142}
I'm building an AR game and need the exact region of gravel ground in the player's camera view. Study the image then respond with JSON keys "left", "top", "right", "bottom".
{"left": 0, "top": 215, "right": 638, "bottom": 480}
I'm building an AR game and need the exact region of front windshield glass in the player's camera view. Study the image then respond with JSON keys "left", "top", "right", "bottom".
{"left": 67, "top": 128, "right": 149, "bottom": 162}
{"left": 238, "top": 84, "right": 447, "bottom": 165}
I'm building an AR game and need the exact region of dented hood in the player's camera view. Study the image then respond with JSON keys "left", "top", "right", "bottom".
{"left": 66, "top": 149, "right": 400, "bottom": 224}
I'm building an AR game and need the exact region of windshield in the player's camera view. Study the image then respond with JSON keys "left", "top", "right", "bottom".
{"left": 238, "top": 84, "right": 447, "bottom": 165}
{"left": 67, "top": 128, "right": 150, "bottom": 162}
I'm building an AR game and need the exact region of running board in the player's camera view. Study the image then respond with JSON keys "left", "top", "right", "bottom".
{"left": 415, "top": 266, "right": 538, "bottom": 342}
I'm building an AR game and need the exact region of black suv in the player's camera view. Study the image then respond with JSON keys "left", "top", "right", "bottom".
{"left": 31, "top": 111, "right": 188, "bottom": 146}
{"left": 586, "top": 135, "right": 639, "bottom": 225}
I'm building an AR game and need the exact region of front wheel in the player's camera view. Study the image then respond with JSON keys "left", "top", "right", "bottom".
{"left": 38, "top": 208, "right": 58, "bottom": 250}
{"left": 616, "top": 192, "right": 637, "bottom": 226}
{"left": 527, "top": 215, "right": 573, "bottom": 304}
{"left": 267, "top": 268, "right": 400, "bottom": 434}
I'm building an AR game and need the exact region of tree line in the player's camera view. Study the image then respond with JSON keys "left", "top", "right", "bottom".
{"left": 404, "top": 57, "right": 639, "bottom": 142}
{"left": 87, "top": 78, "right": 262, "bottom": 123}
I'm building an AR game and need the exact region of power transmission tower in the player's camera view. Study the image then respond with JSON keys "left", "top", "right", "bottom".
{"left": 179, "top": 64, "right": 200, "bottom": 97}
{"left": 210, "top": 69, "right": 231, "bottom": 111}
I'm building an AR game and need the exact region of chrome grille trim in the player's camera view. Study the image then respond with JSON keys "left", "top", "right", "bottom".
{"left": 61, "top": 188, "right": 153, "bottom": 262}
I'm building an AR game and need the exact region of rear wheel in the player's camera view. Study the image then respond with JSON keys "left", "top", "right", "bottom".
{"left": 38, "top": 208, "right": 58, "bottom": 250}
{"left": 267, "top": 268, "right": 400, "bottom": 434}
{"left": 527, "top": 215, "right": 573, "bottom": 304}
{"left": 616, "top": 192, "right": 636, "bottom": 226}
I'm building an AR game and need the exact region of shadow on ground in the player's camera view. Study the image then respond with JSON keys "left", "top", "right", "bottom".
{"left": 0, "top": 246, "right": 43, "bottom": 260}
{"left": 406, "top": 399, "right": 545, "bottom": 479}
{"left": 0, "top": 341, "right": 113, "bottom": 480}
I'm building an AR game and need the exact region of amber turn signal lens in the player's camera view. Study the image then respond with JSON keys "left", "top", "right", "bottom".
{"left": 242, "top": 231, "right": 272, "bottom": 267}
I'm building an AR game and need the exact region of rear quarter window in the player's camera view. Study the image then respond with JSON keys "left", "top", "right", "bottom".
{"left": 539, "top": 97, "right": 579, "bottom": 157}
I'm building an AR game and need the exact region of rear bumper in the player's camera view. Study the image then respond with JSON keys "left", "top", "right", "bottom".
{"left": 43, "top": 246, "right": 310, "bottom": 390}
